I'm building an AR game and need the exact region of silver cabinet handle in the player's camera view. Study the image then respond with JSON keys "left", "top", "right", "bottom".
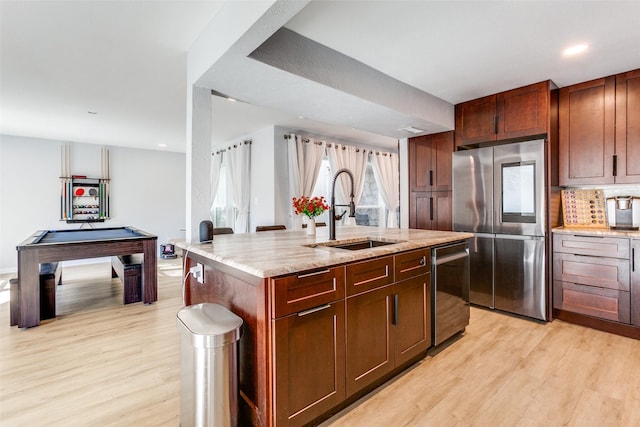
{"left": 297, "top": 304, "right": 331, "bottom": 317}
{"left": 297, "top": 269, "right": 330, "bottom": 279}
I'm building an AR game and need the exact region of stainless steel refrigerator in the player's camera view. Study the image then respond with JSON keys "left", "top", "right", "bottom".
{"left": 452, "top": 139, "right": 547, "bottom": 321}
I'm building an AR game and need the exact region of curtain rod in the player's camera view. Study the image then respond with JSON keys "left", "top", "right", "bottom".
{"left": 212, "top": 140, "right": 251, "bottom": 155}
{"left": 284, "top": 134, "right": 393, "bottom": 156}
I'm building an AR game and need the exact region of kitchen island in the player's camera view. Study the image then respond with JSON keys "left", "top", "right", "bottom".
{"left": 177, "top": 226, "right": 472, "bottom": 426}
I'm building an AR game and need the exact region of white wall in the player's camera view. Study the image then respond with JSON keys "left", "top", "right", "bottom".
{"left": 0, "top": 134, "right": 186, "bottom": 273}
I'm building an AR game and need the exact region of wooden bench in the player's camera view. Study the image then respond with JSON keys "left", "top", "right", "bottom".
{"left": 111, "top": 255, "right": 142, "bottom": 304}
{"left": 10, "top": 262, "right": 61, "bottom": 326}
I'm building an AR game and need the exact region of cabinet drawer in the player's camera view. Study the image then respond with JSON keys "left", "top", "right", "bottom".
{"left": 553, "top": 252, "right": 629, "bottom": 291}
{"left": 554, "top": 280, "right": 630, "bottom": 324}
{"left": 272, "top": 266, "right": 345, "bottom": 318}
{"left": 346, "top": 256, "right": 393, "bottom": 296}
{"left": 553, "top": 234, "right": 629, "bottom": 259}
{"left": 394, "top": 248, "right": 430, "bottom": 282}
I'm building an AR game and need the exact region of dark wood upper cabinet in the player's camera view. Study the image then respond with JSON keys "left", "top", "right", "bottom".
{"left": 615, "top": 69, "right": 640, "bottom": 184}
{"left": 455, "top": 81, "right": 550, "bottom": 147}
{"left": 454, "top": 94, "right": 497, "bottom": 146}
{"left": 408, "top": 131, "right": 453, "bottom": 232}
{"left": 559, "top": 76, "right": 617, "bottom": 186}
{"left": 408, "top": 131, "right": 453, "bottom": 192}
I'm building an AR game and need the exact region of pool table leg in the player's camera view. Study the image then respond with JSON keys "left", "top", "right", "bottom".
{"left": 142, "top": 240, "right": 157, "bottom": 304}
{"left": 17, "top": 250, "right": 40, "bottom": 328}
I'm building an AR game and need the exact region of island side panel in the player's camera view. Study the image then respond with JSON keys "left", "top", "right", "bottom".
{"left": 184, "top": 252, "right": 272, "bottom": 427}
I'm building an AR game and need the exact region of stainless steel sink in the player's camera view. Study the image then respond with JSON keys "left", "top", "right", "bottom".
{"left": 307, "top": 238, "right": 405, "bottom": 251}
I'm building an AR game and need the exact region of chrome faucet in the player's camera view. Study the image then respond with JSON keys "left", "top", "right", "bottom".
{"left": 329, "top": 168, "right": 356, "bottom": 240}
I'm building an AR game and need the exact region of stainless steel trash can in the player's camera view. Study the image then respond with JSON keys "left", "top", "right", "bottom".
{"left": 177, "top": 303, "right": 243, "bottom": 427}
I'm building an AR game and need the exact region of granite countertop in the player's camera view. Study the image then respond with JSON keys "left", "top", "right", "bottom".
{"left": 552, "top": 226, "right": 640, "bottom": 238}
{"left": 176, "top": 226, "right": 473, "bottom": 278}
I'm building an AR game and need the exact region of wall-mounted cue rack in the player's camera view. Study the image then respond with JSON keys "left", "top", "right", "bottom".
{"left": 60, "top": 145, "right": 111, "bottom": 223}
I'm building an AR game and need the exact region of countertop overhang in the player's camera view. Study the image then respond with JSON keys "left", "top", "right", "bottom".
{"left": 176, "top": 226, "right": 473, "bottom": 278}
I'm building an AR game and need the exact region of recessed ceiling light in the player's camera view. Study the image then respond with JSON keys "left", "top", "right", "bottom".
{"left": 298, "top": 115, "right": 305, "bottom": 119}
{"left": 399, "top": 126, "right": 426, "bottom": 134}
{"left": 158, "top": 144, "right": 167, "bottom": 148}
{"left": 563, "top": 44, "right": 589, "bottom": 56}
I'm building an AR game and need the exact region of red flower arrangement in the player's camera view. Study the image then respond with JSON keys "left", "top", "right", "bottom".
{"left": 292, "top": 196, "right": 330, "bottom": 219}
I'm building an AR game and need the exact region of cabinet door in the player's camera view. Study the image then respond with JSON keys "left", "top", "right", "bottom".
{"left": 346, "top": 285, "right": 394, "bottom": 397}
{"left": 615, "top": 69, "right": 640, "bottom": 184}
{"left": 408, "top": 135, "right": 431, "bottom": 192}
{"left": 394, "top": 274, "right": 431, "bottom": 366}
{"left": 409, "top": 191, "right": 451, "bottom": 231}
{"left": 554, "top": 280, "right": 630, "bottom": 323}
{"left": 455, "top": 94, "right": 497, "bottom": 147}
{"left": 273, "top": 301, "right": 345, "bottom": 426}
{"left": 632, "top": 240, "right": 640, "bottom": 326}
{"left": 431, "top": 131, "right": 454, "bottom": 191}
{"left": 554, "top": 252, "right": 630, "bottom": 291}
{"left": 433, "top": 191, "right": 452, "bottom": 231}
{"left": 271, "top": 267, "right": 345, "bottom": 318}
{"left": 496, "top": 81, "right": 549, "bottom": 141}
{"left": 345, "top": 256, "right": 393, "bottom": 297}
{"left": 559, "top": 76, "right": 616, "bottom": 185}
{"left": 409, "top": 192, "right": 431, "bottom": 230}
{"left": 408, "top": 131, "right": 453, "bottom": 192}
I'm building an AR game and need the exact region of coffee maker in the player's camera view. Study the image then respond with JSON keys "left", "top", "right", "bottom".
{"left": 606, "top": 196, "right": 640, "bottom": 230}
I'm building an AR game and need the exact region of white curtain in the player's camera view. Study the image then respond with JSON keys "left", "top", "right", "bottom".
{"left": 224, "top": 141, "right": 251, "bottom": 233}
{"left": 327, "top": 144, "right": 368, "bottom": 226}
{"left": 372, "top": 152, "right": 400, "bottom": 228}
{"left": 287, "top": 134, "right": 326, "bottom": 228}
{"left": 209, "top": 151, "right": 223, "bottom": 222}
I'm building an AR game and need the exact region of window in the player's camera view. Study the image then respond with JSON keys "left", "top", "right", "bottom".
{"left": 212, "top": 163, "right": 235, "bottom": 228}
{"left": 311, "top": 158, "right": 385, "bottom": 227}
{"left": 356, "top": 162, "right": 384, "bottom": 227}
{"left": 310, "top": 159, "right": 332, "bottom": 225}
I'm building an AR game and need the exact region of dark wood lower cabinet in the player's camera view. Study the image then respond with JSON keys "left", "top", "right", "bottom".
{"left": 552, "top": 232, "right": 640, "bottom": 339}
{"left": 346, "top": 285, "right": 394, "bottom": 397}
{"left": 632, "top": 239, "right": 640, "bottom": 326}
{"left": 273, "top": 301, "right": 345, "bottom": 426}
{"left": 346, "top": 274, "right": 431, "bottom": 397}
{"left": 409, "top": 191, "right": 451, "bottom": 231}
{"left": 394, "top": 274, "right": 431, "bottom": 366}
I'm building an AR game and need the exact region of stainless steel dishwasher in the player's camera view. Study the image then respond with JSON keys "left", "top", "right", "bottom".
{"left": 431, "top": 241, "right": 470, "bottom": 346}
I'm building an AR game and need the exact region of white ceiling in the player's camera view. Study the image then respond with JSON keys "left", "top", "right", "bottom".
{"left": 2, "top": 1, "right": 640, "bottom": 153}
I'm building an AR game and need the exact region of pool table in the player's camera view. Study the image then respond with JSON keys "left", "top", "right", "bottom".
{"left": 15, "top": 226, "right": 157, "bottom": 328}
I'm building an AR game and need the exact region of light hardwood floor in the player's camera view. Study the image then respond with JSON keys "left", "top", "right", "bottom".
{"left": 2, "top": 260, "right": 640, "bottom": 426}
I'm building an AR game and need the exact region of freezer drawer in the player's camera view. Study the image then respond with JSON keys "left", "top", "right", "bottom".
{"left": 494, "top": 235, "right": 547, "bottom": 321}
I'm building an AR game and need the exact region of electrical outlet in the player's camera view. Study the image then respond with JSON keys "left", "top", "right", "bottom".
{"left": 190, "top": 263, "right": 204, "bottom": 284}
